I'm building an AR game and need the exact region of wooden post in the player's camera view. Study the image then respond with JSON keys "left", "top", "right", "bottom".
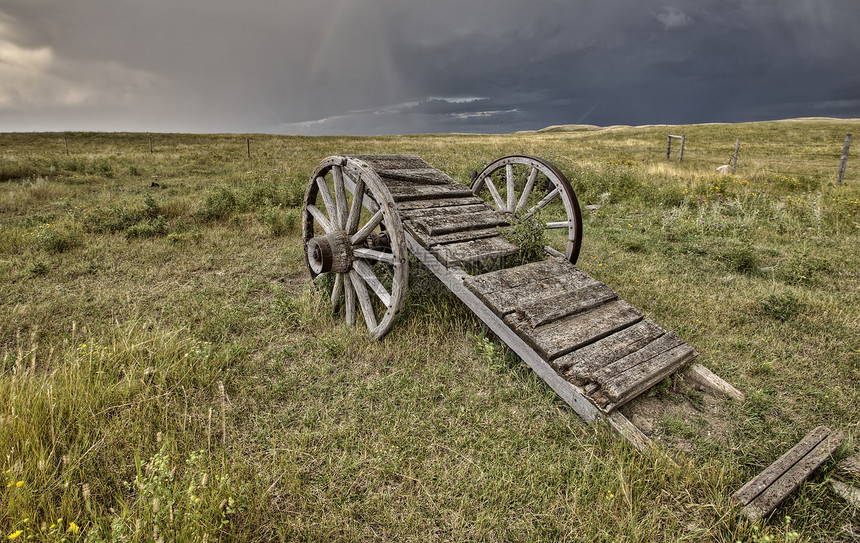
{"left": 666, "top": 135, "right": 672, "bottom": 160}
{"left": 678, "top": 134, "right": 685, "bottom": 162}
{"left": 247, "top": 138, "right": 251, "bottom": 159}
{"left": 149, "top": 135, "right": 153, "bottom": 154}
{"left": 838, "top": 134, "right": 852, "bottom": 184}
{"left": 732, "top": 138, "right": 740, "bottom": 173}
{"left": 64, "top": 135, "right": 69, "bottom": 156}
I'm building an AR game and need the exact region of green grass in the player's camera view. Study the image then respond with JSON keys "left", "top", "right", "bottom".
{"left": 1, "top": 121, "right": 858, "bottom": 541}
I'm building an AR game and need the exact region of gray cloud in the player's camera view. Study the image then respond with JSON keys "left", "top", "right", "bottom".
{"left": 1, "top": 0, "right": 858, "bottom": 134}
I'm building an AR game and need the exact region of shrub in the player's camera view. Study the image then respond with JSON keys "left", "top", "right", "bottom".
{"left": 258, "top": 206, "right": 299, "bottom": 237}
{"left": 195, "top": 187, "right": 237, "bottom": 222}
{"left": 501, "top": 212, "right": 547, "bottom": 265}
{"left": 34, "top": 222, "right": 81, "bottom": 254}
{"left": 721, "top": 244, "right": 759, "bottom": 275}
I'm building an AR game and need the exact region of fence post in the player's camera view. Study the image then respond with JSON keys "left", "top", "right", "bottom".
{"left": 678, "top": 135, "right": 686, "bottom": 162}
{"left": 149, "top": 135, "right": 153, "bottom": 154}
{"left": 838, "top": 134, "right": 852, "bottom": 184}
{"left": 64, "top": 135, "right": 69, "bottom": 156}
{"left": 247, "top": 138, "right": 251, "bottom": 159}
{"left": 666, "top": 135, "right": 672, "bottom": 160}
{"left": 732, "top": 138, "right": 740, "bottom": 173}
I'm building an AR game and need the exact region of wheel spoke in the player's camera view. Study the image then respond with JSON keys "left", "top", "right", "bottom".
{"left": 353, "top": 247, "right": 395, "bottom": 265}
{"left": 344, "top": 175, "right": 366, "bottom": 234}
{"left": 344, "top": 274, "right": 356, "bottom": 326}
{"left": 331, "top": 273, "right": 344, "bottom": 309}
{"left": 315, "top": 175, "right": 339, "bottom": 229}
{"left": 506, "top": 164, "right": 515, "bottom": 212}
{"left": 349, "top": 270, "right": 378, "bottom": 330}
{"left": 516, "top": 167, "right": 539, "bottom": 212}
{"left": 524, "top": 187, "right": 560, "bottom": 219}
{"left": 484, "top": 176, "right": 505, "bottom": 211}
{"left": 307, "top": 204, "right": 334, "bottom": 233}
{"left": 333, "top": 165, "right": 349, "bottom": 229}
{"left": 353, "top": 260, "right": 391, "bottom": 308}
{"left": 351, "top": 208, "right": 385, "bottom": 245}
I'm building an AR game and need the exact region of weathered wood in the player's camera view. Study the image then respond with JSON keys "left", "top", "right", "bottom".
{"left": 732, "top": 137, "right": 740, "bottom": 173}
{"left": 732, "top": 426, "right": 843, "bottom": 521}
{"left": 504, "top": 300, "right": 643, "bottom": 361}
{"left": 838, "top": 133, "right": 851, "bottom": 184}
{"left": 741, "top": 430, "right": 844, "bottom": 521}
{"left": 349, "top": 269, "right": 378, "bottom": 330}
{"left": 307, "top": 204, "right": 334, "bottom": 234}
{"left": 405, "top": 222, "right": 501, "bottom": 248}
{"left": 414, "top": 210, "right": 508, "bottom": 236}
{"left": 831, "top": 480, "right": 860, "bottom": 511}
{"left": 402, "top": 203, "right": 491, "bottom": 221}
{"left": 353, "top": 260, "right": 391, "bottom": 308}
{"left": 836, "top": 453, "right": 860, "bottom": 482}
{"left": 395, "top": 195, "right": 485, "bottom": 211}
{"left": 516, "top": 166, "right": 539, "bottom": 213}
{"left": 344, "top": 273, "right": 356, "bottom": 326}
{"left": 591, "top": 333, "right": 685, "bottom": 385}
{"left": 593, "top": 343, "right": 696, "bottom": 409}
{"left": 333, "top": 165, "right": 349, "bottom": 228}
{"left": 348, "top": 154, "right": 431, "bottom": 171}
{"left": 465, "top": 258, "right": 596, "bottom": 317}
{"left": 683, "top": 362, "right": 745, "bottom": 401}
{"left": 353, "top": 247, "right": 395, "bottom": 265}
{"left": 516, "top": 281, "right": 617, "bottom": 328}
{"left": 378, "top": 168, "right": 455, "bottom": 185}
{"left": 431, "top": 236, "right": 518, "bottom": 266}
{"left": 315, "top": 176, "right": 338, "bottom": 228}
{"left": 389, "top": 184, "right": 475, "bottom": 202}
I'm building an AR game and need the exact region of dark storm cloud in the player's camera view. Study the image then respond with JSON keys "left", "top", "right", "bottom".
{"left": 1, "top": 0, "right": 858, "bottom": 134}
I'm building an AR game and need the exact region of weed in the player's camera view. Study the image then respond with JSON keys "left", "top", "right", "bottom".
{"left": 501, "top": 212, "right": 547, "bottom": 265}
{"left": 258, "top": 206, "right": 299, "bottom": 237}
{"left": 33, "top": 222, "right": 81, "bottom": 254}
{"left": 28, "top": 261, "right": 50, "bottom": 277}
{"left": 721, "top": 244, "right": 759, "bottom": 275}
{"left": 195, "top": 187, "right": 237, "bottom": 222}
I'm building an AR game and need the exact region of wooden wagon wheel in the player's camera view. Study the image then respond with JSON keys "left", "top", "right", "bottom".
{"left": 302, "top": 156, "right": 408, "bottom": 340}
{"left": 471, "top": 155, "right": 583, "bottom": 264}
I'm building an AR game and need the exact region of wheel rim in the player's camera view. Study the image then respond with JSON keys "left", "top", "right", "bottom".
{"left": 302, "top": 156, "right": 408, "bottom": 340}
{"left": 472, "top": 155, "right": 583, "bottom": 264}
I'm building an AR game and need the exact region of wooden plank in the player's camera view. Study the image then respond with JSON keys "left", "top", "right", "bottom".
{"left": 737, "top": 429, "right": 844, "bottom": 522}
{"left": 377, "top": 168, "right": 455, "bottom": 185}
{"left": 405, "top": 221, "right": 500, "bottom": 248}
{"left": 516, "top": 282, "right": 617, "bottom": 328}
{"left": 593, "top": 343, "right": 696, "bottom": 409}
{"left": 732, "top": 426, "right": 832, "bottom": 514}
{"left": 431, "top": 236, "right": 518, "bottom": 266}
{"left": 504, "top": 300, "right": 643, "bottom": 361}
{"left": 836, "top": 453, "right": 860, "bottom": 482}
{"left": 348, "top": 154, "right": 430, "bottom": 170}
{"left": 592, "top": 333, "right": 685, "bottom": 385}
{"left": 556, "top": 319, "right": 666, "bottom": 382}
{"left": 683, "top": 363, "right": 745, "bottom": 401}
{"left": 402, "top": 203, "right": 490, "bottom": 221}
{"left": 465, "top": 258, "right": 597, "bottom": 317}
{"left": 831, "top": 481, "right": 860, "bottom": 511}
{"left": 389, "top": 184, "right": 475, "bottom": 202}
{"left": 395, "top": 195, "right": 485, "bottom": 212}
{"left": 414, "top": 210, "right": 509, "bottom": 236}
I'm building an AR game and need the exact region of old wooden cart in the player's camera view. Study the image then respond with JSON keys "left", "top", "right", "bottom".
{"left": 302, "top": 154, "right": 740, "bottom": 450}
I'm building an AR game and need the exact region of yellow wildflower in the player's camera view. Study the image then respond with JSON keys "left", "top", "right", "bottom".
{"left": 15, "top": 481, "right": 23, "bottom": 488}
{"left": 68, "top": 522, "right": 80, "bottom": 534}
{"left": 8, "top": 530, "right": 23, "bottom": 540}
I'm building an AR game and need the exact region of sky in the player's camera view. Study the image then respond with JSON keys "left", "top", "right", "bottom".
{"left": 1, "top": 0, "right": 859, "bottom": 135}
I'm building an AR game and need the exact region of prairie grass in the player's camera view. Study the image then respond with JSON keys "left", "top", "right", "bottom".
{"left": 1, "top": 121, "right": 858, "bottom": 541}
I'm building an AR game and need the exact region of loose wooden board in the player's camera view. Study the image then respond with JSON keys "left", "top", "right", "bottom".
{"left": 431, "top": 236, "right": 519, "bottom": 266}
{"left": 515, "top": 282, "right": 618, "bottom": 328}
{"left": 405, "top": 222, "right": 501, "bottom": 248}
{"left": 465, "top": 258, "right": 596, "bottom": 317}
{"left": 395, "top": 195, "right": 486, "bottom": 211}
{"left": 504, "top": 299, "right": 643, "bottom": 361}
{"left": 555, "top": 319, "right": 666, "bottom": 382}
{"left": 732, "top": 426, "right": 844, "bottom": 522}
{"left": 414, "top": 210, "right": 509, "bottom": 236}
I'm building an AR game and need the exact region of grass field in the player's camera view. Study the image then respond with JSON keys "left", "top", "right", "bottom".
{"left": 1, "top": 119, "right": 858, "bottom": 541}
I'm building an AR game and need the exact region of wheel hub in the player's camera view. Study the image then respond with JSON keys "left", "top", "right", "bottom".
{"left": 307, "top": 231, "right": 353, "bottom": 274}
